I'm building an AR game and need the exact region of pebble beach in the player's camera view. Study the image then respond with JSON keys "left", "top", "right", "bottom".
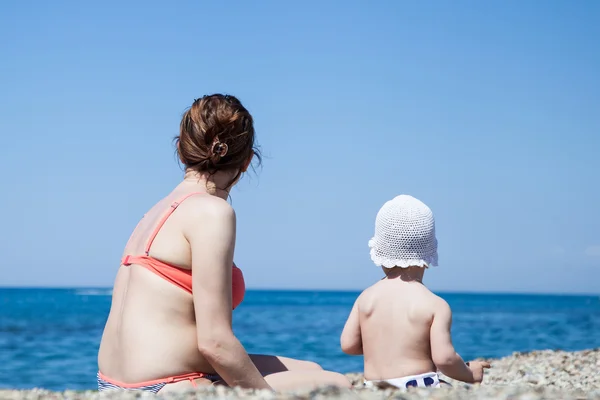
{"left": 2, "top": 349, "right": 598, "bottom": 400}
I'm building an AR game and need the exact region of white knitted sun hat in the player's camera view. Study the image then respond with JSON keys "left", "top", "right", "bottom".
{"left": 368, "top": 195, "right": 438, "bottom": 269}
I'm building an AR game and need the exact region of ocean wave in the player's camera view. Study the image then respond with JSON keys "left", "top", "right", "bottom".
{"left": 74, "top": 289, "right": 112, "bottom": 296}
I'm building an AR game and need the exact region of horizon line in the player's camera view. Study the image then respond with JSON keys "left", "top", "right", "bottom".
{"left": 0, "top": 285, "right": 598, "bottom": 297}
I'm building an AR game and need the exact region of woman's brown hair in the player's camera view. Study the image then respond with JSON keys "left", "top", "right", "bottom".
{"left": 175, "top": 94, "right": 261, "bottom": 189}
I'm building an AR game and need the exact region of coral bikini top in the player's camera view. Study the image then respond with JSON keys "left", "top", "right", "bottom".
{"left": 121, "top": 192, "right": 245, "bottom": 309}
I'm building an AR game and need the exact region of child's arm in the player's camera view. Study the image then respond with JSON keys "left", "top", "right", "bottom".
{"left": 430, "top": 298, "right": 487, "bottom": 383}
{"left": 340, "top": 299, "right": 363, "bottom": 355}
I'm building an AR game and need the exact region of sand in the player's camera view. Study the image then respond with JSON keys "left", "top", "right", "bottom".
{"left": 2, "top": 349, "right": 599, "bottom": 399}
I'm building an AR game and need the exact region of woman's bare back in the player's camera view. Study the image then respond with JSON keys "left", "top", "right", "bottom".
{"left": 98, "top": 186, "right": 217, "bottom": 384}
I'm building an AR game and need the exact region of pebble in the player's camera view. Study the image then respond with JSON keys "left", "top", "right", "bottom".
{"left": 1, "top": 349, "right": 599, "bottom": 399}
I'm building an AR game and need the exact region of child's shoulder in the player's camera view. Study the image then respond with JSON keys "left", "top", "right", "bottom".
{"left": 354, "top": 283, "right": 374, "bottom": 302}
{"left": 422, "top": 287, "right": 445, "bottom": 303}
{"left": 426, "top": 292, "right": 453, "bottom": 317}
{"left": 353, "top": 281, "right": 384, "bottom": 306}
{"left": 357, "top": 279, "right": 387, "bottom": 296}
{"left": 402, "top": 287, "right": 451, "bottom": 316}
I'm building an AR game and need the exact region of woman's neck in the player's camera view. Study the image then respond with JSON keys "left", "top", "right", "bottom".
{"left": 182, "top": 169, "right": 233, "bottom": 200}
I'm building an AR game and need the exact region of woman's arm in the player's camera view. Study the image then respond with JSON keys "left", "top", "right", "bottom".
{"left": 184, "top": 196, "right": 271, "bottom": 390}
{"left": 340, "top": 298, "right": 363, "bottom": 355}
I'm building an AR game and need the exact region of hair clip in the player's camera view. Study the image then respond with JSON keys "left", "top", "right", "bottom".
{"left": 211, "top": 140, "right": 228, "bottom": 157}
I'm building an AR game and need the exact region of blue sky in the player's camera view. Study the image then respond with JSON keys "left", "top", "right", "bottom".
{"left": 0, "top": 1, "right": 598, "bottom": 294}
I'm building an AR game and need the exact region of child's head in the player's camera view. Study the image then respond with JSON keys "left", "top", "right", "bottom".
{"left": 368, "top": 195, "right": 438, "bottom": 270}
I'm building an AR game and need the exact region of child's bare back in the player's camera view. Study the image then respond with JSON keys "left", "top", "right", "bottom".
{"left": 340, "top": 195, "right": 490, "bottom": 390}
{"left": 353, "top": 272, "right": 441, "bottom": 379}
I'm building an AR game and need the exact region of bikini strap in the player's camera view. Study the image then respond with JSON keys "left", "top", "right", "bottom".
{"left": 144, "top": 192, "right": 206, "bottom": 255}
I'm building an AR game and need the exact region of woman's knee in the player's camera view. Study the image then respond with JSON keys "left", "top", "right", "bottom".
{"left": 272, "top": 356, "right": 323, "bottom": 371}
{"left": 263, "top": 370, "right": 351, "bottom": 391}
{"left": 299, "top": 360, "right": 323, "bottom": 371}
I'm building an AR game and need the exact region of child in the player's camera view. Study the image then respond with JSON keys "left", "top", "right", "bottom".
{"left": 340, "top": 195, "right": 490, "bottom": 390}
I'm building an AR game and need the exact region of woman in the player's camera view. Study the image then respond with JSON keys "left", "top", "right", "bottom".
{"left": 97, "top": 94, "right": 351, "bottom": 393}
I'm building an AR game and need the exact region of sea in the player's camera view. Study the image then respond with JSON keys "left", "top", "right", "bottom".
{"left": 1, "top": 288, "right": 599, "bottom": 391}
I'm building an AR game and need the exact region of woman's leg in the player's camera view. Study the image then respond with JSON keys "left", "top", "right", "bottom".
{"left": 249, "top": 354, "right": 351, "bottom": 390}
{"left": 264, "top": 370, "right": 351, "bottom": 391}
{"left": 249, "top": 354, "right": 323, "bottom": 374}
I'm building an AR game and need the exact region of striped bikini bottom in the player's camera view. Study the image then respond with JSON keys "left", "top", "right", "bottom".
{"left": 97, "top": 371, "right": 222, "bottom": 393}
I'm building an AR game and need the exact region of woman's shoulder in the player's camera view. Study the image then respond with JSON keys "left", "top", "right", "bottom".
{"left": 179, "top": 194, "right": 237, "bottom": 245}
{"left": 179, "top": 194, "right": 236, "bottom": 223}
